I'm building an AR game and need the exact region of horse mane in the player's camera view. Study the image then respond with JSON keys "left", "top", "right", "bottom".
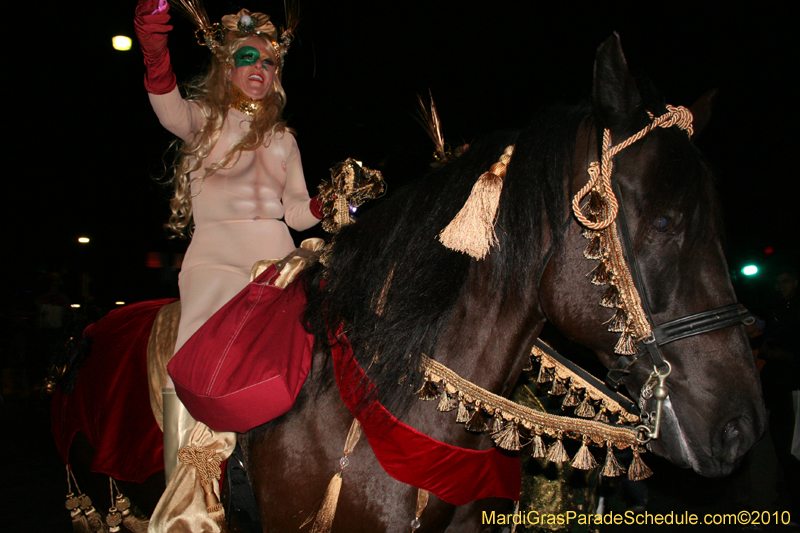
{"left": 303, "top": 103, "right": 590, "bottom": 416}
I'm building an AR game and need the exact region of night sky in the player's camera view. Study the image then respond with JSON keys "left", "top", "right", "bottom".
{"left": 7, "top": 1, "right": 796, "bottom": 310}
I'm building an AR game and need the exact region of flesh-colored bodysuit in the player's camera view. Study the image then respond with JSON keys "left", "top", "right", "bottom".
{"left": 150, "top": 87, "right": 319, "bottom": 352}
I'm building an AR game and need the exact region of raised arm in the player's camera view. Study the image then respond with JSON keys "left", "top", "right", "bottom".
{"left": 135, "top": 0, "right": 205, "bottom": 141}
{"left": 283, "top": 135, "right": 323, "bottom": 231}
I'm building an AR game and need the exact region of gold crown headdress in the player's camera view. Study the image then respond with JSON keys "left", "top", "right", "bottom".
{"left": 167, "top": 0, "right": 298, "bottom": 72}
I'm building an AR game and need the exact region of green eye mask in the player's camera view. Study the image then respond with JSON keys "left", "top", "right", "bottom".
{"left": 233, "top": 46, "right": 260, "bottom": 68}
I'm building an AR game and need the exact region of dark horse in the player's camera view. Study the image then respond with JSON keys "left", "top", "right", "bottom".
{"left": 239, "top": 35, "right": 765, "bottom": 531}
{"left": 55, "top": 35, "right": 765, "bottom": 532}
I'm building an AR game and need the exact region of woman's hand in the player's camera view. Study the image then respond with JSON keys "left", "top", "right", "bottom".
{"left": 134, "top": 0, "right": 176, "bottom": 94}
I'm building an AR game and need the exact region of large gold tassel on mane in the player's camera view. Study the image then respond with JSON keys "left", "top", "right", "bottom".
{"left": 437, "top": 145, "right": 514, "bottom": 260}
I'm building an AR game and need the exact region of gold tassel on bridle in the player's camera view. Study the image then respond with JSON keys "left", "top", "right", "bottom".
{"left": 437, "top": 145, "right": 515, "bottom": 260}
{"left": 571, "top": 105, "right": 693, "bottom": 355}
{"left": 309, "top": 419, "right": 362, "bottom": 533}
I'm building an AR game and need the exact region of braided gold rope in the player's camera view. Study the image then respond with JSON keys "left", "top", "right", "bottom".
{"left": 178, "top": 445, "right": 222, "bottom": 488}
{"left": 572, "top": 105, "right": 694, "bottom": 229}
{"left": 421, "top": 355, "right": 638, "bottom": 449}
{"left": 569, "top": 105, "right": 693, "bottom": 351}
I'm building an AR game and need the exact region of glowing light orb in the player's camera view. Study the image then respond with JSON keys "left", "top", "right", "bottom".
{"left": 78, "top": 237, "right": 90, "bottom": 243}
{"left": 741, "top": 265, "right": 758, "bottom": 276}
{"left": 113, "top": 36, "right": 132, "bottom": 51}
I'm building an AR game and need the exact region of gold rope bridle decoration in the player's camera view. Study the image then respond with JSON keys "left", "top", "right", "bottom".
{"left": 571, "top": 105, "right": 694, "bottom": 354}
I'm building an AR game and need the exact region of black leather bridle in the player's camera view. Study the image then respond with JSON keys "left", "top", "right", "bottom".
{"left": 604, "top": 183, "right": 753, "bottom": 442}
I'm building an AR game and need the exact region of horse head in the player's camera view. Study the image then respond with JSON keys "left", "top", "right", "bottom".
{"left": 539, "top": 34, "right": 766, "bottom": 477}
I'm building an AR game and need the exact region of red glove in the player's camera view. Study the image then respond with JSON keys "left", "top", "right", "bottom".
{"left": 310, "top": 195, "right": 324, "bottom": 220}
{"left": 134, "top": 0, "right": 176, "bottom": 95}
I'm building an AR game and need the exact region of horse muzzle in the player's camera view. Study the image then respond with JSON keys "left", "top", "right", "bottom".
{"left": 648, "top": 397, "right": 766, "bottom": 477}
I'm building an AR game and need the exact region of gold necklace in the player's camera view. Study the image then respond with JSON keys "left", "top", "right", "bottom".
{"left": 228, "top": 85, "right": 264, "bottom": 116}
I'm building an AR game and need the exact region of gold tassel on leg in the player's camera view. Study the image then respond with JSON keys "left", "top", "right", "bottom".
{"left": 437, "top": 145, "right": 514, "bottom": 260}
{"left": 311, "top": 419, "right": 362, "bottom": 533}
{"left": 593, "top": 406, "right": 610, "bottom": 424}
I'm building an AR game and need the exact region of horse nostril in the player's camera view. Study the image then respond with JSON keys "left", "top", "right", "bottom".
{"left": 723, "top": 420, "right": 741, "bottom": 442}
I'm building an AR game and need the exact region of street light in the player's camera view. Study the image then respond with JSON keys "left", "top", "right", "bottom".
{"left": 741, "top": 265, "right": 758, "bottom": 276}
{"left": 113, "top": 36, "right": 132, "bottom": 51}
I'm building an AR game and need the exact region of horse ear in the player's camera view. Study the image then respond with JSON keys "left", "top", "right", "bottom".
{"left": 592, "top": 33, "right": 642, "bottom": 129}
{"left": 688, "top": 88, "right": 718, "bottom": 138}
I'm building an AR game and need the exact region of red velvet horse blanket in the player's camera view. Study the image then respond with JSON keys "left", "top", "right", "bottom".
{"left": 50, "top": 291, "right": 521, "bottom": 504}
{"left": 51, "top": 299, "right": 174, "bottom": 483}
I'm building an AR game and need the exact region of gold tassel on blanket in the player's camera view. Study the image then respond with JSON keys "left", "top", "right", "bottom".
{"left": 65, "top": 466, "right": 92, "bottom": 533}
{"left": 310, "top": 419, "right": 363, "bottom": 533}
{"left": 437, "top": 145, "right": 514, "bottom": 260}
{"left": 107, "top": 478, "right": 149, "bottom": 533}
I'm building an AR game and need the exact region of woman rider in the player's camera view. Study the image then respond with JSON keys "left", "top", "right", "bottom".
{"left": 134, "top": 0, "right": 321, "bottom": 529}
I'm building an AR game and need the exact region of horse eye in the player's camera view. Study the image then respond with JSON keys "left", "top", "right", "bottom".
{"left": 653, "top": 216, "right": 670, "bottom": 232}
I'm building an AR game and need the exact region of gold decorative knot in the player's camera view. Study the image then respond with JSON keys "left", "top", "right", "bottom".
{"left": 573, "top": 103, "right": 695, "bottom": 231}
{"left": 647, "top": 105, "right": 694, "bottom": 137}
{"left": 488, "top": 145, "right": 515, "bottom": 179}
{"left": 178, "top": 445, "right": 221, "bottom": 488}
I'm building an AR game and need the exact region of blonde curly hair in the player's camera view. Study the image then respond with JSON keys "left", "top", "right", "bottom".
{"left": 166, "top": 31, "right": 287, "bottom": 237}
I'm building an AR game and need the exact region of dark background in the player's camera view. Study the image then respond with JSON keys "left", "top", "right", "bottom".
{"left": 5, "top": 0, "right": 796, "bottom": 313}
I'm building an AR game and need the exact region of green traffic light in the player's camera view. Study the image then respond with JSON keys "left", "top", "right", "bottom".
{"left": 741, "top": 265, "right": 758, "bottom": 276}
